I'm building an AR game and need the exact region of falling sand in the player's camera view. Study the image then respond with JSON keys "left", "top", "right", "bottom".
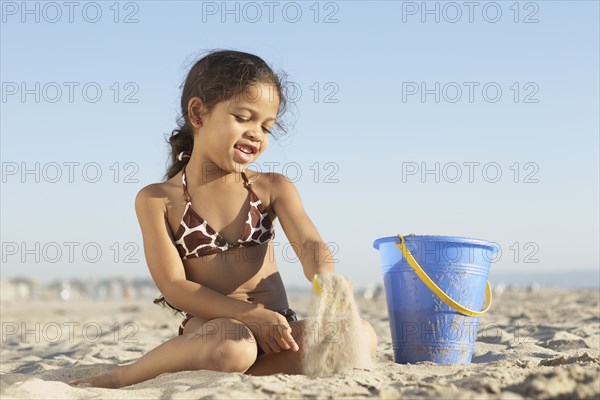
{"left": 300, "top": 272, "right": 374, "bottom": 378}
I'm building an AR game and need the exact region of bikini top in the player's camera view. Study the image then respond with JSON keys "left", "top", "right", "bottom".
{"left": 173, "top": 164, "right": 275, "bottom": 260}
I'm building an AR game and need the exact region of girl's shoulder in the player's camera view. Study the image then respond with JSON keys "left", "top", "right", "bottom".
{"left": 245, "top": 169, "right": 300, "bottom": 205}
{"left": 135, "top": 176, "right": 181, "bottom": 210}
{"left": 244, "top": 169, "right": 284, "bottom": 206}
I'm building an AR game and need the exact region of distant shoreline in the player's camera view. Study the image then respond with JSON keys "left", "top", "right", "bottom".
{"left": 1, "top": 268, "right": 599, "bottom": 304}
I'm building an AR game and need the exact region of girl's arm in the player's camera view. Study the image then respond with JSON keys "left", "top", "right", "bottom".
{"left": 134, "top": 185, "right": 258, "bottom": 321}
{"left": 270, "top": 173, "right": 336, "bottom": 282}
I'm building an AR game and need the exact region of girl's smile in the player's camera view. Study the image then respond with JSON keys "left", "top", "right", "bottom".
{"left": 233, "top": 143, "right": 257, "bottom": 163}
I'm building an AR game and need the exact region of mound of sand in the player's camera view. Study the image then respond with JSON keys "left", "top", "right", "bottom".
{"left": 300, "top": 272, "right": 374, "bottom": 377}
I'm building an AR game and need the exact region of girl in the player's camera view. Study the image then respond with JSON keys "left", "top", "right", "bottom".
{"left": 69, "top": 49, "right": 377, "bottom": 388}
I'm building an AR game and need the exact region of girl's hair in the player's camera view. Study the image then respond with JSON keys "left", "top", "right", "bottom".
{"left": 154, "top": 49, "right": 291, "bottom": 315}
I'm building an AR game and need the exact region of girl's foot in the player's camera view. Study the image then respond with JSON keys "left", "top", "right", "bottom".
{"left": 68, "top": 367, "right": 123, "bottom": 389}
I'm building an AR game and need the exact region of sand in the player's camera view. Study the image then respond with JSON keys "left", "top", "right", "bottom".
{"left": 1, "top": 287, "right": 599, "bottom": 399}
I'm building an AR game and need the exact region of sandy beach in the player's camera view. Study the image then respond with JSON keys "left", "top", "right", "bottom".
{"left": 1, "top": 287, "right": 599, "bottom": 399}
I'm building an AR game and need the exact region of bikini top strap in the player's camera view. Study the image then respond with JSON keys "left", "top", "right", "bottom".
{"left": 241, "top": 171, "right": 266, "bottom": 210}
{"left": 241, "top": 171, "right": 252, "bottom": 189}
{"left": 181, "top": 164, "right": 191, "bottom": 203}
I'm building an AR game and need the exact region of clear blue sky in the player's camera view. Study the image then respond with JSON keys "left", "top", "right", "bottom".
{"left": 1, "top": 1, "right": 599, "bottom": 288}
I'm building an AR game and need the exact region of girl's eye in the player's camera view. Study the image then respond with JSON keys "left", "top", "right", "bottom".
{"left": 234, "top": 115, "right": 249, "bottom": 122}
{"left": 235, "top": 115, "right": 271, "bottom": 134}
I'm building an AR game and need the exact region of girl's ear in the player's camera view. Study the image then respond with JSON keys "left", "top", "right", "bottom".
{"left": 188, "top": 97, "right": 205, "bottom": 127}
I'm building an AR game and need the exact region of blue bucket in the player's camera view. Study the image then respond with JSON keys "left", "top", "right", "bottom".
{"left": 373, "top": 234, "right": 496, "bottom": 364}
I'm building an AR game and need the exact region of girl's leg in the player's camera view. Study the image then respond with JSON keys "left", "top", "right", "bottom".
{"left": 245, "top": 318, "right": 378, "bottom": 376}
{"left": 68, "top": 317, "right": 258, "bottom": 388}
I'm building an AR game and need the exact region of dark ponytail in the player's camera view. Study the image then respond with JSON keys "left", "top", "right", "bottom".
{"left": 162, "top": 121, "right": 194, "bottom": 187}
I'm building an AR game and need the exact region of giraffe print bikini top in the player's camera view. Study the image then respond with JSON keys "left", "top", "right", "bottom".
{"left": 173, "top": 164, "right": 275, "bottom": 260}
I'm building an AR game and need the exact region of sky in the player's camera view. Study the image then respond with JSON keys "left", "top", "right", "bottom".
{"left": 1, "top": 0, "right": 599, "bottom": 289}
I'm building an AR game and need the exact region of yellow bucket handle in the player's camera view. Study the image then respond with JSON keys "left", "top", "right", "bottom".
{"left": 395, "top": 234, "right": 492, "bottom": 317}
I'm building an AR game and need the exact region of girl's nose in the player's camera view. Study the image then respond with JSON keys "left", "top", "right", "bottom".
{"left": 246, "top": 126, "right": 264, "bottom": 140}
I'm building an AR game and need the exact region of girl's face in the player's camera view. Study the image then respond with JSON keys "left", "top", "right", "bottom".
{"left": 194, "top": 83, "right": 280, "bottom": 173}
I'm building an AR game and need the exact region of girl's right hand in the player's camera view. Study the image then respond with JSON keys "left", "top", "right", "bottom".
{"left": 240, "top": 308, "right": 299, "bottom": 355}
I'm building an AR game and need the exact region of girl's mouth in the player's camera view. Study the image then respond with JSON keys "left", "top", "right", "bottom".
{"left": 233, "top": 144, "right": 255, "bottom": 163}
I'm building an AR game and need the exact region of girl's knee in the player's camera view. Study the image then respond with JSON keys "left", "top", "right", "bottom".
{"left": 205, "top": 318, "right": 258, "bottom": 373}
{"left": 211, "top": 337, "right": 258, "bottom": 372}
